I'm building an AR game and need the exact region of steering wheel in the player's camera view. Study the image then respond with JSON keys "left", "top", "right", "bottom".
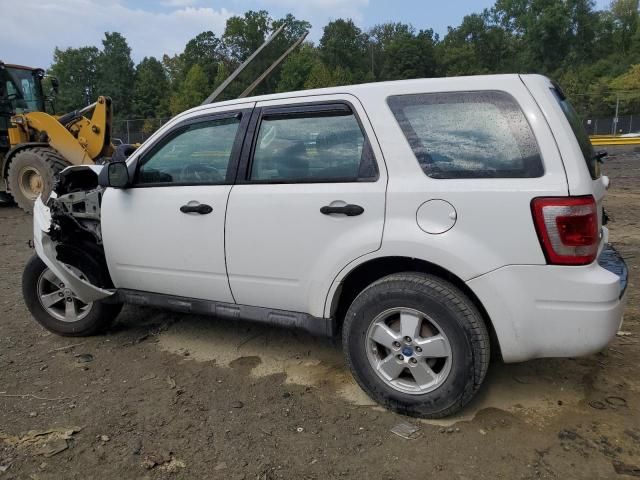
{"left": 180, "top": 163, "right": 223, "bottom": 182}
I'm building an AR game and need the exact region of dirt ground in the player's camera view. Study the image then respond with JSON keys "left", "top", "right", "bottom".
{"left": 0, "top": 148, "right": 638, "bottom": 480}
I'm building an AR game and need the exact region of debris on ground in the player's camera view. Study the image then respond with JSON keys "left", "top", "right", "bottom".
{"left": 166, "top": 376, "right": 176, "bottom": 389}
{"left": 75, "top": 353, "right": 93, "bottom": 363}
{"left": 613, "top": 460, "right": 640, "bottom": 477}
{"left": 606, "top": 396, "right": 627, "bottom": 407}
{"left": 0, "top": 427, "right": 82, "bottom": 458}
{"left": 558, "top": 429, "right": 578, "bottom": 441}
{"left": 438, "top": 427, "right": 460, "bottom": 434}
{"left": 160, "top": 458, "right": 186, "bottom": 473}
{"left": 47, "top": 342, "right": 86, "bottom": 353}
{"left": 625, "top": 430, "right": 640, "bottom": 443}
{"left": 141, "top": 452, "right": 185, "bottom": 472}
{"left": 390, "top": 422, "right": 421, "bottom": 440}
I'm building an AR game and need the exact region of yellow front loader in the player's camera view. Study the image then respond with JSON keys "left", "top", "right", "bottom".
{"left": 0, "top": 62, "right": 113, "bottom": 212}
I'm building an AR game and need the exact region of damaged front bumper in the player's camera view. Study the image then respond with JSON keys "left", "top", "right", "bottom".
{"left": 33, "top": 197, "right": 114, "bottom": 303}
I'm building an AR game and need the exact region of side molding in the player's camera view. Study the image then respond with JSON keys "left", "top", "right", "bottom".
{"left": 116, "top": 289, "right": 337, "bottom": 337}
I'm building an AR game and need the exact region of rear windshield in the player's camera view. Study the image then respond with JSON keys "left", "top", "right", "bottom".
{"left": 550, "top": 86, "right": 600, "bottom": 180}
{"left": 387, "top": 91, "right": 543, "bottom": 179}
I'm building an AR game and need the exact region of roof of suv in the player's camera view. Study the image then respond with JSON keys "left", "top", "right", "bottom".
{"left": 178, "top": 73, "right": 543, "bottom": 122}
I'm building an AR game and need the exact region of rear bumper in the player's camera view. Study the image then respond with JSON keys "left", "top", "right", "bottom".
{"left": 467, "top": 245, "right": 628, "bottom": 362}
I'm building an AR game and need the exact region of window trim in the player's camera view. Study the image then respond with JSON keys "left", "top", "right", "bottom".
{"left": 387, "top": 90, "right": 545, "bottom": 180}
{"left": 236, "top": 101, "right": 379, "bottom": 185}
{"left": 130, "top": 109, "right": 251, "bottom": 188}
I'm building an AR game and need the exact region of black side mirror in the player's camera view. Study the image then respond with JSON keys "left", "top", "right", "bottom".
{"left": 99, "top": 161, "right": 130, "bottom": 188}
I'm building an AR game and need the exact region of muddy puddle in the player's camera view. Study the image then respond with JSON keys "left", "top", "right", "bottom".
{"left": 157, "top": 315, "right": 591, "bottom": 426}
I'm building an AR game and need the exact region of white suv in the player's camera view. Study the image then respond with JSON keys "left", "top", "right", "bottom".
{"left": 23, "top": 74, "right": 628, "bottom": 418}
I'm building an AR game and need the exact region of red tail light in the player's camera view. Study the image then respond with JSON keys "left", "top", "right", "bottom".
{"left": 531, "top": 196, "right": 599, "bottom": 265}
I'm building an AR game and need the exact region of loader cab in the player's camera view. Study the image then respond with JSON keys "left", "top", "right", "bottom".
{"left": 0, "top": 63, "right": 46, "bottom": 113}
{"left": 0, "top": 63, "right": 47, "bottom": 154}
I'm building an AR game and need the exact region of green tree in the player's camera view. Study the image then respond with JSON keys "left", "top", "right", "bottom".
{"left": 439, "top": 11, "right": 515, "bottom": 75}
{"left": 303, "top": 62, "right": 333, "bottom": 89}
{"left": 270, "top": 14, "right": 312, "bottom": 59}
{"left": 49, "top": 46, "right": 100, "bottom": 113}
{"left": 566, "top": 0, "right": 599, "bottom": 64}
{"left": 218, "top": 12, "right": 311, "bottom": 98}
{"left": 183, "top": 31, "right": 224, "bottom": 83}
{"left": 319, "top": 19, "right": 369, "bottom": 81}
{"left": 223, "top": 10, "right": 272, "bottom": 62}
{"left": 380, "top": 29, "right": 439, "bottom": 80}
{"left": 369, "top": 22, "right": 415, "bottom": 79}
{"left": 493, "top": 0, "right": 573, "bottom": 72}
{"left": 169, "top": 64, "right": 209, "bottom": 115}
{"left": 133, "top": 57, "right": 169, "bottom": 118}
{"left": 276, "top": 43, "right": 318, "bottom": 92}
{"left": 96, "top": 32, "right": 135, "bottom": 118}
{"left": 610, "top": 63, "right": 640, "bottom": 113}
{"left": 162, "top": 53, "right": 186, "bottom": 87}
{"left": 611, "top": 0, "right": 640, "bottom": 54}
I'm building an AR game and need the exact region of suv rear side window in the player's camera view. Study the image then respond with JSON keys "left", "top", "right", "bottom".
{"left": 388, "top": 91, "right": 543, "bottom": 179}
{"left": 249, "top": 105, "right": 378, "bottom": 183}
{"left": 550, "top": 86, "right": 600, "bottom": 180}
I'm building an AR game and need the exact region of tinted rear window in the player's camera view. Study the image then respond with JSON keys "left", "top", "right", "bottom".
{"left": 388, "top": 91, "right": 543, "bottom": 179}
{"left": 550, "top": 86, "right": 600, "bottom": 180}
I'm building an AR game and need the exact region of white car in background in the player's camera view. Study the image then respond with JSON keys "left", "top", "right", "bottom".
{"left": 23, "top": 74, "right": 628, "bottom": 418}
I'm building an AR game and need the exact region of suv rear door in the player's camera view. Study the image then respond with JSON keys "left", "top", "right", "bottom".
{"left": 225, "top": 94, "right": 387, "bottom": 316}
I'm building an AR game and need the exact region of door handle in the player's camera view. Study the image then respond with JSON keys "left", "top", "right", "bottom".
{"left": 180, "top": 203, "right": 213, "bottom": 215}
{"left": 320, "top": 204, "right": 364, "bottom": 216}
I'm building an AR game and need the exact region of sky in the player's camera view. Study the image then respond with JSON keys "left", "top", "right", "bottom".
{"left": 0, "top": 0, "right": 613, "bottom": 68}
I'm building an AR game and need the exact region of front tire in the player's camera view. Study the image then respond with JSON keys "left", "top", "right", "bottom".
{"left": 7, "top": 147, "right": 70, "bottom": 213}
{"left": 343, "top": 272, "right": 490, "bottom": 418}
{"left": 22, "top": 255, "right": 121, "bottom": 336}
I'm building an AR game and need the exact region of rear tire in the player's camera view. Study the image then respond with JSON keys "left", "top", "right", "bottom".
{"left": 22, "top": 255, "right": 121, "bottom": 336}
{"left": 343, "top": 272, "right": 490, "bottom": 418}
{"left": 7, "top": 147, "right": 70, "bottom": 213}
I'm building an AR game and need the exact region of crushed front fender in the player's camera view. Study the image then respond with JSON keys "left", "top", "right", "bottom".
{"left": 33, "top": 197, "right": 114, "bottom": 303}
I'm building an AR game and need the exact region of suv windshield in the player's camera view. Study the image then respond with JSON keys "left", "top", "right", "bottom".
{"left": 550, "top": 85, "right": 600, "bottom": 180}
{"left": 3, "top": 67, "right": 44, "bottom": 113}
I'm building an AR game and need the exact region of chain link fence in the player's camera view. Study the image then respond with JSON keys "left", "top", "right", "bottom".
{"left": 111, "top": 118, "right": 171, "bottom": 145}
{"left": 583, "top": 114, "right": 640, "bottom": 136}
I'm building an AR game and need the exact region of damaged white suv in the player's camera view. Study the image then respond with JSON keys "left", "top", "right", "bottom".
{"left": 23, "top": 75, "right": 628, "bottom": 418}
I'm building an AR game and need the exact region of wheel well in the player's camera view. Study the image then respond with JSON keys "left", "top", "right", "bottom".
{"left": 330, "top": 256, "right": 501, "bottom": 359}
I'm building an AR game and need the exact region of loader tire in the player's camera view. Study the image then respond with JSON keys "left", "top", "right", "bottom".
{"left": 7, "top": 147, "right": 70, "bottom": 213}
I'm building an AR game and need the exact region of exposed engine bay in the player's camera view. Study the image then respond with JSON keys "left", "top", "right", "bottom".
{"left": 48, "top": 167, "right": 104, "bottom": 245}
{"left": 33, "top": 165, "right": 114, "bottom": 303}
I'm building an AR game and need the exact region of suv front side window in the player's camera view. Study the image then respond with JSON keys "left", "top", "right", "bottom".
{"left": 388, "top": 91, "right": 543, "bottom": 179}
{"left": 248, "top": 104, "right": 378, "bottom": 183}
{"left": 137, "top": 116, "right": 241, "bottom": 186}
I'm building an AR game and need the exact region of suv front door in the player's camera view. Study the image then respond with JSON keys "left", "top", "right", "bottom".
{"left": 101, "top": 106, "right": 253, "bottom": 302}
{"left": 225, "top": 95, "right": 387, "bottom": 316}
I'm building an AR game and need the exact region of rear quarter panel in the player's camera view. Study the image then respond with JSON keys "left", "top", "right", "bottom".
{"left": 323, "top": 76, "right": 569, "bottom": 316}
